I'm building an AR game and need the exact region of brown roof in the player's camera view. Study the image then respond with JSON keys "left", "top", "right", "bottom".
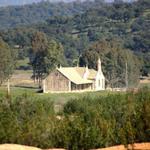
{"left": 57, "top": 67, "right": 97, "bottom": 85}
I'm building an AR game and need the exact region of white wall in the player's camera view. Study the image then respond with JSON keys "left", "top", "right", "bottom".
{"left": 95, "top": 73, "right": 105, "bottom": 90}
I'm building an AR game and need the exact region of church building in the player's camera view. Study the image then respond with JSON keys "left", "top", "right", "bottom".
{"left": 42, "top": 58, "right": 105, "bottom": 93}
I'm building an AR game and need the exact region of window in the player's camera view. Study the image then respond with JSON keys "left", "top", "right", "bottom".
{"left": 99, "top": 80, "right": 101, "bottom": 87}
{"left": 102, "top": 79, "right": 105, "bottom": 89}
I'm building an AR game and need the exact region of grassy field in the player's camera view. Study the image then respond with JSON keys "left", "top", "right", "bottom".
{"left": 0, "top": 86, "right": 114, "bottom": 113}
{"left": 16, "top": 58, "right": 30, "bottom": 68}
{"left": 1, "top": 76, "right": 150, "bottom": 100}
{"left": 1, "top": 69, "right": 150, "bottom": 112}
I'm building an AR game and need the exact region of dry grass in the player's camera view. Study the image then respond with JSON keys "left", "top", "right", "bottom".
{"left": 140, "top": 78, "right": 150, "bottom": 84}
{"left": 10, "top": 70, "right": 35, "bottom": 87}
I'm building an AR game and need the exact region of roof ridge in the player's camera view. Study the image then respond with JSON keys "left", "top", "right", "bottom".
{"left": 57, "top": 67, "right": 93, "bottom": 84}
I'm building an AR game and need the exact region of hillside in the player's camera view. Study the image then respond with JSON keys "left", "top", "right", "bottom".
{"left": 0, "top": 0, "right": 82, "bottom": 7}
{"left": 0, "top": 0, "right": 149, "bottom": 76}
{"left": 0, "top": 0, "right": 137, "bottom": 7}
{"left": 0, "top": 0, "right": 41, "bottom": 7}
{"left": 0, "top": 1, "right": 93, "bottom": 29}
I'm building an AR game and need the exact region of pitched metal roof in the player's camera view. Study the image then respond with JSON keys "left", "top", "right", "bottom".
{"left": 75, "top": 67, "right": 98, "bottom": 79}
{"left": 57, "top": 67, "right": 97, "bottom": 85}
{"left": 88, "top": 69, "right": 98, "bottom": 79}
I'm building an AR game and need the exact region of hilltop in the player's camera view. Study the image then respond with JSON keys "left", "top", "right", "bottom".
{"left": 0, "top": 0, "right": 80, "bottom": 7}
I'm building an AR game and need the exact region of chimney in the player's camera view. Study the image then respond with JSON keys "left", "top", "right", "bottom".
{"left": 83, "top": 65, "right": 89, "bottom": 79}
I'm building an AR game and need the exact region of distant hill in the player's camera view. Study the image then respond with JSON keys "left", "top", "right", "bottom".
{"left": 0, "top": 1, "right": 91, "bottom": 29}
{"left": 0, "top": 0, "right": 139, "bottom": 29}
{"left": 0, "top": 0, "right": 88, "bottom": 7}
{"left": 0, "top": 0, "right": 136, "bottom": 7}
{"left": 0, "top": 0, "right": 149, "bottom": 73}
{"left": 0, "top": 0, "right": 41, "bottom": 7}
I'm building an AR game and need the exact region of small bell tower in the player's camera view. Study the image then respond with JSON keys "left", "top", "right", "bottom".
{"left": 97, "top": 57, "right": 102, "bottom": 73}
{"left": 95, "top": 57, "right": 105, "bottom": 90}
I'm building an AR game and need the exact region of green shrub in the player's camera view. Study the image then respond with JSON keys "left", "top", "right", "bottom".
{"left": 0, "top": 88, "right": 150, "bottom": 149}
{"left": 0, "top": 94, "right": 55, "bottom": 148}
{"left": 63, "top": 88, "right": 150, "bottom": 148}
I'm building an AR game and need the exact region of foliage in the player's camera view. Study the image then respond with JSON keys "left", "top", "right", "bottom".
{"left": 30, "top": 31, "right": 65, "bottom": 86}
{"left": 0, "top": 0, "right": 149, "bottom": 69}
{"left": 80, "top": 39, "right": 141, "bottom": 87}
{"left": 0, "top": 88, "right": 150, "bottom": 149}
{"left": 63, "top": 88, "right": 150, "bottom": 149}
{"left": 0, "top": 94, "right": 55, "bottom": 148}
{"left": 0, "top": 38, "right": 16, "bottom": 85}
{"left": 0, "top": 1, "right": 86, "bottom": 29}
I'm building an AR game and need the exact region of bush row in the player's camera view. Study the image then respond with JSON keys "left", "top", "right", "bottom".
{"left": 0, "top": 88, "right": 150, "bottom": 150}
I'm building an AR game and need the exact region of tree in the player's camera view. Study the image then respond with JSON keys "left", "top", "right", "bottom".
{"left": 0, "top": 38, "right": 15, "bottom": 86}
{"left": 80, "top": 39, "right": 141, "bottom": 88}
{"left": 30, "top": 31, "right": 65, "bottom": 87}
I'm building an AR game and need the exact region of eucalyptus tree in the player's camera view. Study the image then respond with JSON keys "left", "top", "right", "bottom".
{"left": 80, "top": 39, "right": 141, "bottom": 88}
{"left": 30, "top": 31, "right": 64, "bottom": 87}
{"left": 0, "top": 38, "right": 15, "bottom": 94}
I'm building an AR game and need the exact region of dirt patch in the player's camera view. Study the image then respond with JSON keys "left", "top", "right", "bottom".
{"left": 0, "top": 143, "right": 150, "bottom": 150}
{"left": 0, "top": 144, "right": 65, "bottom": 150}
{"left": 94, "top": 143, "right": 150, "bottom": 150}
{"left": 0, "top": 144, "right": 40, "bottom": 150}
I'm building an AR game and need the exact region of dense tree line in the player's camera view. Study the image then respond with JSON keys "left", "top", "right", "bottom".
{"left": 0, "top": 88, "right": 150, "bottom": 149}
{"left": 0, "top": 0, "right": 149, "bottom": 86}
{"left": 0, "top": 1, "right": 149, "bottom": 58}
{"left": 80, "top": 39, "right": 141, "bottom": 87}
{"left": 0, "top": 1, "right": 94, "bottom": 29}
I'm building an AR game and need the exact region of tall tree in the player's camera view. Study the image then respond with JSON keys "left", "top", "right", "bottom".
{"left": 0, "top": 38, "right": 15, "bottom": 85}
{"left": 0, "top": 38, "right": 15, "bottom": 95}
{"left": 80, "top": 39, "right": 141, "bottom": 88}
{"left": 30, "top": 31, "right": 64, "bottom": 87}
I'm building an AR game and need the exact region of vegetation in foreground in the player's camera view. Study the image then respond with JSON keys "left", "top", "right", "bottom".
{"left": 0, "top": 87, "right": 150, "bottom": 150}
